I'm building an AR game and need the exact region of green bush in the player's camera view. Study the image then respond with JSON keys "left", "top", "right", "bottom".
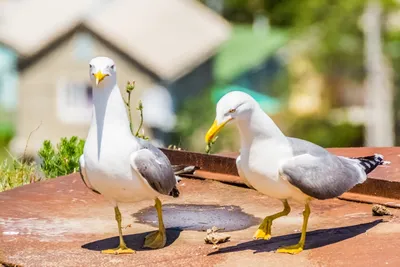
{"left": 38, "top": 136, "right": 85, "bottom": 178}
{"left": 285, "top": 116, "right": 364, "bottom": 148}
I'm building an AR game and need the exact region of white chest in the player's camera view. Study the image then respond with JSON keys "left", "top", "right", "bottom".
{"left": 83, "top": 133, "right": 156, "bottom": 203}
{"left": 237, "top": 139, "right": 296, "bottom": 199}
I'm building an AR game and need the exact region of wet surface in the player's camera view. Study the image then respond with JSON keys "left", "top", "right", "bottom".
{"left": 133, "top": 204, "right": 261, "bottom": 232}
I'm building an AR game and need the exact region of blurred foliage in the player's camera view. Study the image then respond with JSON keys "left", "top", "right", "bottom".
{"left": 0, "top": 121, "right": 14, "bottom": 145}
{"left": 202, "top": 0, "right": 399, "bottom": 79}
{"left": 0, "top": 107, "right": 16, "bottom": 162}
{"left": 0, "top": 157, "right": 38, "bottom": 192}
{"left": 38, "top": 136, "right": 85, "bottom": 178}
{"left": 283, "top": 115, "right": 364, "bottom": 148}
{"left": 0, "top": 122, "right": 14, "bottom": 162}
{"left": 173, "top": 88, "right": 240, "bottom": 152}
{"left": 186, "top": 0, "right": 400, "bottom": 151}
{"left": 0, "top": 119, "right": 40, "bottom": 192}
{"left": 214, "top": 24, "right": 289, "bottom": 82}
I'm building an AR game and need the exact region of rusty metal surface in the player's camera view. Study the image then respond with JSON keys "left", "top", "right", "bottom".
{"left": 181, "top": 170, "right": 243, "bottom": 185}
{"left": 160, "top": 149, "right": 239, "bottom": 176}
{"left": 1, "top": 174, "right": 400, "bottom": 266}
{"left": 337, "top": 192, "right": 400, "bottom": 209}
{"left": 161, "top": 147, "right": 400, "bottom": 204}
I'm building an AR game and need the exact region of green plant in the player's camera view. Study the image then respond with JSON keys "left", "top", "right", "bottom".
{"left": 124, "top": 81, "right": 135, "bottom": 134}
{"left": 124, "top": 81, "right": 148, "bottom": 140}
{"left": 135, "top": 100, "right": 149, "bottom": 140}
{"left": 0, "top": 157, "right": 38, "bottom": 192}
{"left": 0, "top": 122, "right": 41, "bottom": 192}
{"left": 205, "top": 136, "right": 218, "bottom": 154}
{"left": 38, "top": 136, "right": 85, "bottom": 178}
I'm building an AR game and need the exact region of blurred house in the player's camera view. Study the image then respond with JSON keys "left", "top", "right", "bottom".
{"left": 0, "top": 0, "right": 230, "bottom": 157}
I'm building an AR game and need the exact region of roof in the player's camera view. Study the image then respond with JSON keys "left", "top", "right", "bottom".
{"left": 0, "top": 0, "right": 231, "bottom": 81}
{"left": 214, "top": 24, "right": 289, "bottom": 82}
{"left": 0, "top": 0, "right": 93, "bottom": 57}
{"left": 86, "top": 0, "right": 231, "bottom": 80}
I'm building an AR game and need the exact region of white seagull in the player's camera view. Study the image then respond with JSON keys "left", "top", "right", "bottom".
{"left": 79, "top": 57, "right": 179, "bottom": 254}
{"left": 205, "top": 91, "right": 388, "bottom": 254}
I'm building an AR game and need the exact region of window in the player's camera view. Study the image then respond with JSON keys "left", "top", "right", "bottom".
{"left": 56, "top": 79, "right": 92, "bottom": 124}
{"left": 74, "top": 32, "right": 94, "bottom": 61}
{"left": 0, "top": 46, "right": 18, "bottom": 111}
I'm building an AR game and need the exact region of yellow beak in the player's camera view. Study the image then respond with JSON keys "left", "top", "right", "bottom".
{"left": 94, "top": 71, "right": 108, "bottom": 85}
{"left": 205, "top": 119, "right": 231, "bottom": 144}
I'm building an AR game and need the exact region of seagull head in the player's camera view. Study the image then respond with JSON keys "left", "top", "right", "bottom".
{"left": 89, "top": 57, "right": 117, "bottom": 88}
{"left": 205, "top": 91, "right": 257, "bottom": 144}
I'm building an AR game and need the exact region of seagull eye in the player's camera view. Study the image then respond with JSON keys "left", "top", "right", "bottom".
{"left": 89, "top": 64, "right": 92, "bottom": 69}
{"left": 228, "top": 108, "right": 236, "bottom": 113}
{"left": 110, "top": 64, "right": 115, "bottom": 70}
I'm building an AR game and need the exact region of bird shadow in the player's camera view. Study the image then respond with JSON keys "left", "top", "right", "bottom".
{"left": 81, "top": 227, "right": 182, "bottom": 252}
{"left": 208, "top": 219, "right": 383, "bottom": 256}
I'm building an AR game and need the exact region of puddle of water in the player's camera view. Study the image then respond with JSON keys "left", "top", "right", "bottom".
{"left": 132, "top": 204, "right": 261, "bottom": 232}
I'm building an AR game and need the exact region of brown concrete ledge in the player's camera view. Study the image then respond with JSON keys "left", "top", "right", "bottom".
{"left": 160, "top": 147, "right": 400, "bottom": 207}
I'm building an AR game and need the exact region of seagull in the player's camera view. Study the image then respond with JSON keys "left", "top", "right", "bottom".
{"left": 79, "top": 57, "right": 179, "bottom": 254}
{"left": 205, "top": 91, "right": 388, "bottom": 254}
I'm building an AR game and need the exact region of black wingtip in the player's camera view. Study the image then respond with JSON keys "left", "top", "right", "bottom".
{"left": 353, "top": 153, "right": 388, "bottom": 174}
{"left": 169, "top": 186, "right": 180, "bottom": 198}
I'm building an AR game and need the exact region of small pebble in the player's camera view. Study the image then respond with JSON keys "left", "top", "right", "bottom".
{"left": 204, "top": 226, "right": 231, "bottom": 249}
{"left": 372, "top": 204, "right": 392, "bottom": 216}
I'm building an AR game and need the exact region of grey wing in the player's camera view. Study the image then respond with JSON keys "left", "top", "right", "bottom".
{"left": 130, "top": 140, "right": 178, "bottom": 196}
{"left": 79, "top": 155, "right": 100, "bottom": 194}
{"left": 281, "top": 138, "right": 366, "bottom": 200}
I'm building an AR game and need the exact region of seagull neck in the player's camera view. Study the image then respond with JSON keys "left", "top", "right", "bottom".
{"left": 236, "top": 107, "right": 285, "bottom": 147}
{"left": 90, "top": 84, "right": 131, "bottom": 135}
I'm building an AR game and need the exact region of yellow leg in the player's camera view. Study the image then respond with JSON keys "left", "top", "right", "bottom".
{"left": 102, "top": 206, "right": 136, "bottom": 254}
{"left": 253, "top": 200, "right": 291, "bottom": 240}
{"left": 143, "top": 198, "right": 167, "bottom": 249}
{"left": 277, "top": 202, "right": 310, "bottom": 255}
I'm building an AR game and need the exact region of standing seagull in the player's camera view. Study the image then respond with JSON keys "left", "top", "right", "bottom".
{"left": 205, "top": 91, "right": 388, "bottom": 254}
{"left": 79, "top": 57, "right": 179, "bottom": 254}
